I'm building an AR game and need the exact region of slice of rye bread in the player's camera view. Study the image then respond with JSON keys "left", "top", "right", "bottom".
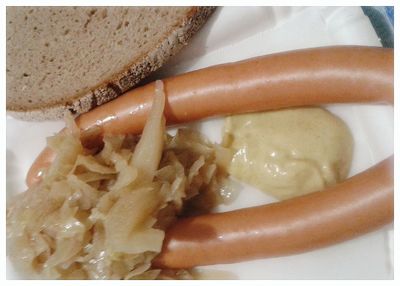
{"left": 6, "top": 6, "right": 216, "bottom": 121}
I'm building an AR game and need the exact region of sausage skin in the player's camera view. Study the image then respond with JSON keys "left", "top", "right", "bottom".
{"left": 26, "top": 46, "right": 393, "bottom": 187}
{"left": 153, "top": 156, "right": 394, "bottom": 269}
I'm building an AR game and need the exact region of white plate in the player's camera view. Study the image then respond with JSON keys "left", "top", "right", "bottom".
{"left": 6, "top": 7, "right": 394, "bottom": 279}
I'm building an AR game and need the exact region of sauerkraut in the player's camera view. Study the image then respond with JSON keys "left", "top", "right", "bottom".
{"left": 7, "top": 81, "right": 232, "bottom": 280}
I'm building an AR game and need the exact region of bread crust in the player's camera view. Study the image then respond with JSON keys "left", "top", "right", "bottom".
{"left": 7, "top": 7, "right": 216, "bottom": 121}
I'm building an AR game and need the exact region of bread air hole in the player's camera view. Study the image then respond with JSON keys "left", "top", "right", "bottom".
{"left": 101, "top": 9, "right": 108, "bottom": 19}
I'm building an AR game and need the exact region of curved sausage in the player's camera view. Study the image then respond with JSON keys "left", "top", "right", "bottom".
{"left": 27, "top": 46, "right": 394, "bottom": 187}
{"left": 153, "top": 156, "right": 394, "bottom": 269}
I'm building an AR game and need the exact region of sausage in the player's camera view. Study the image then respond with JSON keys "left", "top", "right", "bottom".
{"left": 153, "top": 156, "right": 393, "bottom": 268}
{"left": 26, "top": 46, "right": 394, "bottom": 187}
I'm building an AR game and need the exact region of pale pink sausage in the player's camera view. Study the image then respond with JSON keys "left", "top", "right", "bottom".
{"left": 153, "top": 156, "right": 393, "bottom": 268}
{"left": 26, "top": 46, "right": 393, "bottom": 187}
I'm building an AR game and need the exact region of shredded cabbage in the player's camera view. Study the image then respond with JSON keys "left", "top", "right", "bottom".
{"left": 7, "top": 80, "right": 233, "bottom": 280}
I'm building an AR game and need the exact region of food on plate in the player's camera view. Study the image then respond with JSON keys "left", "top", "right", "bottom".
{"left": 26, "top": 46, "right": 394, "bottom": 187}
{"left": 6, "top": 6, "right": 215, "bottom": 120}
{"left": 223, "top": 107, "right": 353, "bottom": 200}
{"left": 9, "top": 46, "right": 393, "bottom": 276}
{"left": 6, "top": 81, "right": 230, "bottom": 279}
